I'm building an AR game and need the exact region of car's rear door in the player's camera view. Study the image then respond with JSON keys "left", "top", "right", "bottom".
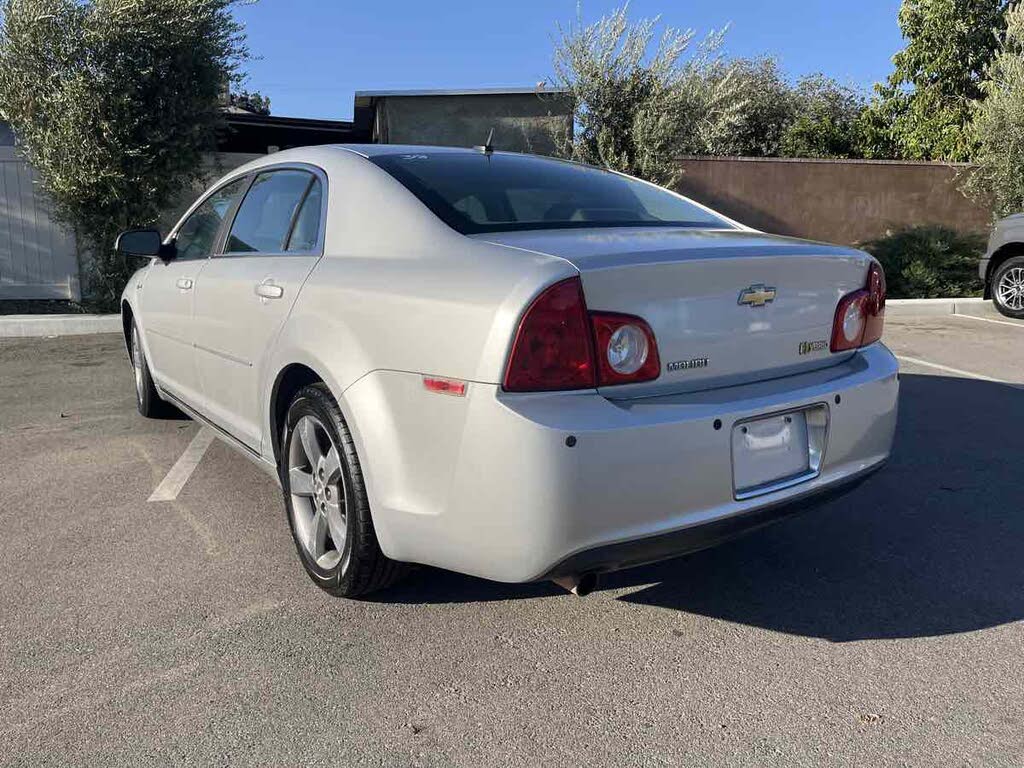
{"left": 141, "top": 177, "right": 249, "bottom": 405}
{"left": 191, "top": 166, "right": 325, "bottom": 450}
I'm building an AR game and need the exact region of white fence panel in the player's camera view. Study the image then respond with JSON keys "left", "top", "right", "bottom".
{"left": 0, "top": 146, "right": 80, "bottom": 300}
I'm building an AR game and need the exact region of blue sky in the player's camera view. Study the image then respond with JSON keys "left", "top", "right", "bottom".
{"left": 235, "top": 1, "right": 905, "bottom": 120}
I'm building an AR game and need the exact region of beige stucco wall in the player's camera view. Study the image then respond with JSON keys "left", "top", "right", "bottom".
{"left": 674, "top": 156, "right": 993, "bottom": 246}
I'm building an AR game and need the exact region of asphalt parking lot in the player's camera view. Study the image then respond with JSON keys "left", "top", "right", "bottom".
{"left": 1, "top": 313, "right": 1022, "bottom": 767}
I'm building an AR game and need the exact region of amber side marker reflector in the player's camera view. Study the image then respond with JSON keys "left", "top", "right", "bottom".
{"left": 423, "top": 376, "right": 467, "bottom": 397}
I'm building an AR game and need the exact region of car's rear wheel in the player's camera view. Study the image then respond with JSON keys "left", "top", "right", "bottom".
{"left": 992, "top": 256, "right": 1024, "bottom": 319}
{"left": 281, "top": 383, "right": 408, "bottom": 597}
{"left": 130, "top": 320, "right": 169, "bottom": 417}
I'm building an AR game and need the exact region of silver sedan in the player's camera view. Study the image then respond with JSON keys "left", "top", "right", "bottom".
{"left": 117, "top": 145, "right": 898, "bottom": 597}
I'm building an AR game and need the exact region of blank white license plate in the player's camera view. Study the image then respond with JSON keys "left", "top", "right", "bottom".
{"left": 732, "top": 410, "right": 812, "bottom": 498}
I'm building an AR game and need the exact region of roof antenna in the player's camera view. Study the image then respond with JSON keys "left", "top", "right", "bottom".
{"left": 474, "top": 127, "right": 495, "bottom": 154}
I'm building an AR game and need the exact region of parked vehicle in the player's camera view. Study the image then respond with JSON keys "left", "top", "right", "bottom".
{"left": 117, "top": 145, "right": 899, "bottom": 598}
{"left": 980, "top": 215, "right": 1024, "bottom": 319}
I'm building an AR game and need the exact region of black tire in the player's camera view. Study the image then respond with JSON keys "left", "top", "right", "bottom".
{"left": 280, "top": 383, "right": 408, "bottom": 597}
{"left": 991, "top": 255, "right": 1024, "bottom": 319}
{"left": 130, "top": 320, "right": 170, "bottom": 418}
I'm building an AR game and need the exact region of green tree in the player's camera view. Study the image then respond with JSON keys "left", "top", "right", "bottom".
{"left": 861, "top": 0, "right": 1009, "bottom": 161}
{"left": 0, "top": 0, "right": 250, "bottom": 309}
{"left": 780, "top": 74, "right": 867, "bottom": 158}
{"left": 229, "top": 89, "right": 272, "bottom": 116}
{"left": 551, "top": 5, "right": 744, "bottom": 186}
{"left": 717, "top": 57, "right": 795, "bottom": 157}
{"left": 965, "top": 4, "right": 1024, "bottom": 216}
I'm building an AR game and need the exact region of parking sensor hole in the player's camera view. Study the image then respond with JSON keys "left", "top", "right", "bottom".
{"left": 834, "top": 394, "right": 842, "bottom": 405}
{"left": 565, "top": 435, "right": 577, "bottom": 448}
{"left": 713, "top": 419, "right": 722, "bottom": 431}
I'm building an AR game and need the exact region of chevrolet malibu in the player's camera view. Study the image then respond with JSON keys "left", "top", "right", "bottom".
{"left": 117, "top": 145, "right": 899, "bottom": 598}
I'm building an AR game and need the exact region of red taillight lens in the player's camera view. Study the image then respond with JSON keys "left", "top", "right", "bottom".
{"left": 503, "top": 277, "right": 597, "bottom": 392}
{"left": 831, "top": 262, "right": 886, "bottom": 353}
{"left": 590, "top": 312, "right": 661, "bottom": 386}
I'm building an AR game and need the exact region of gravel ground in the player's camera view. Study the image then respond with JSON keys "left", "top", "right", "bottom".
{"left": 0, "top": 316, "right": 1022, "bottom": 767}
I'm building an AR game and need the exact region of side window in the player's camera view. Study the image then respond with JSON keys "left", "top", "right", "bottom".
{"left": 286, "top": 178, "right": 323, "bottom": 252}
{"left": 226, "top": 170, "right": 314, "bottom": 254}
{"left": 174, "top": 177, "right": 248, "bottom": 260}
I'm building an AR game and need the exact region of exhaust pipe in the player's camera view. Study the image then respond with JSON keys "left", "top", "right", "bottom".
{"left": 552, "top": 572, "right": 599, "bottom": 597}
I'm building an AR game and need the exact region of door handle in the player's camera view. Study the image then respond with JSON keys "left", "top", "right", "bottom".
{"left": 255, "top": 281, "right": 284, "bottom": 300}
{"left": 176, "top": 278, "right": 193, "bottom": 291}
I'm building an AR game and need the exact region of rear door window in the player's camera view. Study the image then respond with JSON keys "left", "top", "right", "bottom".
{"left": 285, "top": 178, "right": 323, "bottom": 252}
{"left": 226, "top": 170, "right": 317, "bottom": 254}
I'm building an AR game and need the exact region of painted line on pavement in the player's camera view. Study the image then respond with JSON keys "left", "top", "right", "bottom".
{"left": 148, "top": 428, "right": 215, "bottom": 502}
{"left": 896, "top": 355, "right": 1020, "bottom": 387}
{"left": 949, "top": 313, "right": 1024, "bottom": 330}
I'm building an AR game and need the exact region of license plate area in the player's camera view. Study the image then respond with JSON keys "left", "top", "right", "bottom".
{"left": 731, "top": 404, "right": 829, "bottom": 500}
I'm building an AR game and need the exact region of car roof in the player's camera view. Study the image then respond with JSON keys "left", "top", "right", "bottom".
{"left": 330, "top": 143, "right": 534, "bottom": 159}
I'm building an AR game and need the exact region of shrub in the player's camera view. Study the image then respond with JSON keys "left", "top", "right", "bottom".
{"left": 0, "top": 0, "right": 250, "bottom": 310}
{"left": 861, "top": 226, "right": 986, "bottom": 299}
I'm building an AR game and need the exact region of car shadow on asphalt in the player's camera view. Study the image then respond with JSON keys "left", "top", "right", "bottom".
{"left": 373, "top": 373, "right": 1024, "bottom": 641}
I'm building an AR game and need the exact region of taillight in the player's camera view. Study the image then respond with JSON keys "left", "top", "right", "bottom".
{"left": 503, "top": 278, "right": 596, "bottom": 392}
{"left": 590, "top": 312, "right": 660, "bottom": 386}
{"left": 503, "top": 277, "right": 661, "bottom": 392}
{"left": 831, "top": 262, "right": 886, "bottom": 353}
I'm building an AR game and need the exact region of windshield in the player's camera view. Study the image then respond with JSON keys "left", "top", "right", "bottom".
{"left": 368, "top": 152, "right": 734, "bottom": 235}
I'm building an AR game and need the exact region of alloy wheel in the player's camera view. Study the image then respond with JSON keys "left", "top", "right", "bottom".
{"left": 997, "top": 266, "right": 1024, "bottom": 312}
{"left": 288, "top": 415, "right": 348, "bottom": 570}
{"left": 131, "top": 326, "right": 145, "bottom": 403}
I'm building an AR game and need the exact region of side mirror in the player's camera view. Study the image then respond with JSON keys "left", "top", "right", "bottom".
{"left": 115, "top": 228, "right": 173, "bottom": 260}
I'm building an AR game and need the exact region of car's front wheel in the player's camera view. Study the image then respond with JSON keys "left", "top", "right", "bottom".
{"left": 130, "top": 320, "right": 169, "bottom": 417}
{"left": 281, "top": 383, "right": 407, "bottom": 597}
{"left": 992, "top": 255, "right": 1024, "bottom": 319}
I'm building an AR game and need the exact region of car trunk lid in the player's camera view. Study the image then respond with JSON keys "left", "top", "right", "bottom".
{"left": 475, "top": 228, "right": 873, "bottom": 398}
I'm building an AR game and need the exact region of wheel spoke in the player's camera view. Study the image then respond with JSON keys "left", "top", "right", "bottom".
{"left": 298, "top": 417, "right": 322, "bottom": 465}
{"left": 324, "top": 499, "right": 347, "bottom": 552}
{"left": 289, "top": 467, "right": 314, "bottom": 497}
{"left": 308, "top": 508, "right": 329, "bottom": 559}
{"left": 322, "top": 446, "right": 342, "bottom": 485}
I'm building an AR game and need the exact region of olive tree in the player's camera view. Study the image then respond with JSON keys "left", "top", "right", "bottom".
{"left": 0, "top": 0, "right": 250, "bottom": 309}
{"left": 551, "top": 5, "right": 744, "bottom": 186}
{"left": 716, "top": 57, "right": 794, "bottom": 157}
{"left": 965, "top": 3, "right": 1024, "bottom": 216}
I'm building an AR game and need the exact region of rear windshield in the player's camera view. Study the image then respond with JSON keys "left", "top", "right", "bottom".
{"left": 368, "top": 152, "right": 734, "bottom": 235}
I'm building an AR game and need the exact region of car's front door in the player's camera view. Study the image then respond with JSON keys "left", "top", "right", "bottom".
{"left": 141, "top": 177, "right": 249, "bottom": 404}
{"left": 191, "top": 167, "right": 325, "bottom": 450}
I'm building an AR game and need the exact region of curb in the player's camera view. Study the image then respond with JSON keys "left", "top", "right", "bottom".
{"left": 885, "top": 297, "right": 993, "bottom": 318}
{"left": 0, "top": 314, "right": 122, "bottom": 338}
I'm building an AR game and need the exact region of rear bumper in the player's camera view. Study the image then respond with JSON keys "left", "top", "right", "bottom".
{"left": 544, "top": 461, "right": 880, "bottom": 578}
{"left": 346, "top": 344, "right": 899, "bottom": 583}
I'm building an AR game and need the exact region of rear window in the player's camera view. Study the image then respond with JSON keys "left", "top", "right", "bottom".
{"left": 368, "top": 152, "right": 733, "bottom": 235}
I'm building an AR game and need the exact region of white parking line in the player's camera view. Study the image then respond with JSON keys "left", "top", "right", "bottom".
{"left": 896, "top": 355, "right": 1018, "bottom": 386}
{"left": 950, "top": 313, "right": 1024, "bottom": 330}
{"left": 148, "top": 428, "right": 215, "bottom": 502}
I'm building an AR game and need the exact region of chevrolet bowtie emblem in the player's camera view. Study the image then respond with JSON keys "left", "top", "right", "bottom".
{"left": 738, "top": 284, "right": 777, "bottom": 308}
